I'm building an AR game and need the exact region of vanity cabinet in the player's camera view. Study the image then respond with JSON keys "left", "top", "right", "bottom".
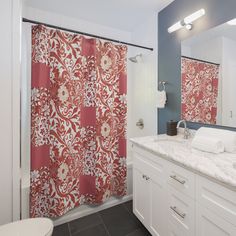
{"left": 132, "top": 145, "right": 236, "bottom": 236}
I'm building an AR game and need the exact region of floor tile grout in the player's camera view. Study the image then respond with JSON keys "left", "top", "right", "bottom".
{"left": 122, "top": 202, "right": 149, "bottom": 234}
{"left": 122, "top": 202, "right": 135, "bottom": 219}
{"left": 125, "top": 228, "right": 142, "bottom": 236}
{"left": 68, "top": 212, "right": 102, "bottom": 235}
{"left": 122, "top": 202, "right": 131, "bottom": 213}
{"left": 97, "top": 212, "right": 111, "bottom": 236}
{"left": 67, "top": 222, "right": 72, "bottom": 236}
{"left": 53, "top": 201, "right": 151, "bottom": 236}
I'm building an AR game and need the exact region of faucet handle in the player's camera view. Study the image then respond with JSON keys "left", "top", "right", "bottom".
{"left": 136, "top": 119, "right": 144, "bottom": 129}
{"left": 184, "top": 128, "right": 191, "bottom": 139}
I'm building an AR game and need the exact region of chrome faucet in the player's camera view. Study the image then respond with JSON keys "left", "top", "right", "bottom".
{"left": 176, "top": 120, "right": 190, "bottom": 139}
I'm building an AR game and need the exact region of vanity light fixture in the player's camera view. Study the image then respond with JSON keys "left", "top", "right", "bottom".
{"left": 227, "top": 18, "right": 236, "bottom": 25}
{"left": 168, "top": 21, "right": 183, "bottom": 34}
{"left": 168, "top": 9, "right": 205, "bottom": 33}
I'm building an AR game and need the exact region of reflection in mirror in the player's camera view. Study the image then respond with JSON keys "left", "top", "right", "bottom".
{"left": 181, "top": 19, "right": 236, "bottom": 128}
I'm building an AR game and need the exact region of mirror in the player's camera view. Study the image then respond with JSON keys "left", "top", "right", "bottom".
{"left": 181, "top": 19, "right": 236, "bottom": 128}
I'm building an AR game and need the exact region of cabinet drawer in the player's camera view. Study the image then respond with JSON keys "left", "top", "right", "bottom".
{"left": 133, "top": 151, "right": 166, "bottom": 182}
{"left": 167, "top": 186, "right": 195, "bottom": 236}
{"left": 196, "top": 203, "right": 236, "bottom": 236}
{"left": 167, "top": 161, "right": 195, "bottom": 199}
{"left": 196, "top": 175, "right": 236, "bottom": 226}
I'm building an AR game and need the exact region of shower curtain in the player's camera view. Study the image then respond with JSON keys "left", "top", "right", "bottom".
{"left": 30, "top": 25, "right": 127, "bottom": 217}
{"left": 181, "top": 57, "right": 219, "bottom": 124}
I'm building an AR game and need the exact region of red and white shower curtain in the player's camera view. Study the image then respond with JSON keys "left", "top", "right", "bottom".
{"left": 181, "top": 57, "right": 219, "bottom": 124}
{"left": 30, "top": 25, "right": 127, "bottom": 217}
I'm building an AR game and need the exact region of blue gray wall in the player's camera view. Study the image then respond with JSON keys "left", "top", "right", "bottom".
{"left": 158, "top": 0, "right": 236, "bottom": 134}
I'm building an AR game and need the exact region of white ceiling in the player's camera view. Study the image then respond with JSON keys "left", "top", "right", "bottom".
{"left": 23, "top": 0, "right": 174, "bottom": 31}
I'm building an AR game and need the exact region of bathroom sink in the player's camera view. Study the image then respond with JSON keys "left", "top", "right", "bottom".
{"left": 153, "top": 138, "right": 186, "bottom": 144}
{"left": 151, "top": 138, "right": 191, "bottom": 154}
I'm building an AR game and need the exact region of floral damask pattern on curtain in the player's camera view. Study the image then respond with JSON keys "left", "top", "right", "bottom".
{"left": 30, "top": 25, "right": 127, "bottom": 217}
{"left": 181, "top": 57, "right": 219, "bottom": 124}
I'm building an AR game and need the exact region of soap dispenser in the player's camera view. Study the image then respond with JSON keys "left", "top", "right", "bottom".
{"left": 166, "top": 120, "right": 177, "bottom": 136}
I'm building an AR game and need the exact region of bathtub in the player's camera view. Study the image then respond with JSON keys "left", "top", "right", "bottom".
{"left": 21, "top": 158, "right": 133, "bottom": 226}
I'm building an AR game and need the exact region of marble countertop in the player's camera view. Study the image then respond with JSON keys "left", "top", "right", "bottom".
{"left": 130, "top": 134, "right": 236, "bottom": 190}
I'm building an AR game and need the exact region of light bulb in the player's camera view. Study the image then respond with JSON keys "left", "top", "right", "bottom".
{"left": 184, "top": 9, "right": 205, "bottom": 25}
{"left": 227, "top": 18, "right": 236, "bottom": 25}
{"left": 167, "top": 8, "right": 205, "bottom": 34}
{"left": 168, "top": 21, "right": 183, "bottom": 33}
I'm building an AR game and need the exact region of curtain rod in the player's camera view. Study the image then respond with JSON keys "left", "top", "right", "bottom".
{"left": 22, "top": 18, "right": 154, "bottom": 51}
{"left": 181, "top": 55, "right": 220, "bottom": 66}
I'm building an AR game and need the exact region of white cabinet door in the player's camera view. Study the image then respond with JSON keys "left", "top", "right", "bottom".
{"left": 149, "top": 177, "right": 167, "bottom": 236}
{"left": 133, "top": 151, "right": 166, "bottom": 236}
{"left": 133, "top": 168, "right": 150, "bottom": 224}
{"left": 196, "top": 204, "right": 236, "bottom": 236}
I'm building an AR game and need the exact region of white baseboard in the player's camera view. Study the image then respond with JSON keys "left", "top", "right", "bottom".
{"left": 53, "top": 194, "right": 133, "bottom": 226}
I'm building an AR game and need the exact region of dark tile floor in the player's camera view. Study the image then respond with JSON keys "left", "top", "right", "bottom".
{"left": 53, "top": 201, "right": 151, "bottom": 236}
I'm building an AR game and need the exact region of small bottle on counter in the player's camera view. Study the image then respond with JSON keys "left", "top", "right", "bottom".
{"left": 166, "top": 120, "right": 178, "bottom": 136}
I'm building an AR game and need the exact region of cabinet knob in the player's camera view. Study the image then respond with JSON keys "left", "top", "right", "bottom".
{"left": 142, "top": 174, "right": 150, "bottom": 181}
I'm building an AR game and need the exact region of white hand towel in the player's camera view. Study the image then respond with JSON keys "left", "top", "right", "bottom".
{"left": 195, "top": 127, "right": 236, "bottom": 153}
{"left": 191, "top": 135, "right": 224, "bottom": 154}
{"left": 157, "top": 90, "right": 167, "bottom": 108}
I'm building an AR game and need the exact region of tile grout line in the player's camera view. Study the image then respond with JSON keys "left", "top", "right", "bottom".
{"left": 67, "top": 213, "right": 103, "bottom": 235}
{"left": 122, "top": 202, "right": 130, "bottom": 212}
{"left": 122, "top": 202, "right": 134, "bottom": 218}
{"left": 63, "top": 201, "right": 138, "bottom": 236}
{"left": 125, "top": 228, "right": 139, "bottom": 236}
{"left": 97, "top": 212, "right": 112, "bottom": 236}
{"left": 67, "top": 223, "right": 72, "bottom": 236}
{"left": 122, "top": 202, "right": 148, "bottom": 234}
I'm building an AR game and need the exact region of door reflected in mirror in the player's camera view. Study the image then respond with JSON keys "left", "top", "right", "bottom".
{"left": 181, "top": 19, "right": 236, "bottom": 128}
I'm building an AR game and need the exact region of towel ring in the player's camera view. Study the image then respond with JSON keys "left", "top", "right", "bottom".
{"left": 159, "top": 81, "right": 166, "bottom": 91}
